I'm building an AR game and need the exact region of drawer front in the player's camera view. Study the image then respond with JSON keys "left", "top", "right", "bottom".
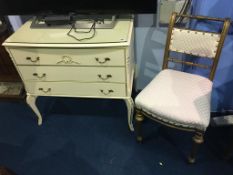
{"left": 25, "top": 82, "right": 126, "bottom": 97}
{"left": 9, "top": 48, "right": 125, "bottom": 66}
{"left": 18, "top": 66, "right": 126, "bottom": 83}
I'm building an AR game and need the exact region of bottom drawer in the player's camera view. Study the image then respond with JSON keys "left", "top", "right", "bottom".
{"left": 25, "top": 82, "right": 126, "bottom": 98}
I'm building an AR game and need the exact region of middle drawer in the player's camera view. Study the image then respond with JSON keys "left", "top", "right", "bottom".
{"left": 18, "top": 66, "right": 126, "bottom": 83}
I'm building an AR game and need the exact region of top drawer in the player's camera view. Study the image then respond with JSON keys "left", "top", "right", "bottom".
{"left": 9, "top": 48, "right": 125, "bottom": 66}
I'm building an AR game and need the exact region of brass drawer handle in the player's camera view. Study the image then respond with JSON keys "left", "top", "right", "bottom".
{"left": 26, "top": 57, "right": 40, "bottom": 63}
{"left": 98, "top": 74, "right": 112, "bottom": 80}
{"left": 95, "top": 57, "right": 110, "bottom": 64}
{"left": 57, "top": 56, "right": 80, "bottom": 64}
{"left": 100, "top": 89, "right": 114, "bottom": 95}
{"left": 38, "top": 88, "right": 51, "bottom": 93}
{"left": 33, "top": 73, "right": 46, "bottom": 79}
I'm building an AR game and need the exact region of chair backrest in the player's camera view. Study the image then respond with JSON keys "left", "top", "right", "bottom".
{"left": 162, "top": 12, "right": 231, "bottom": 80}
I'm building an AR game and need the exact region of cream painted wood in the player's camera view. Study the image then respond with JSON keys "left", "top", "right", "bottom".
{"left": 124, "top": 97, "right": 134, "bottom": 131}
{"left": 26, "top": 95, "right": 42, "bottom": 125}
{"left": 3, "top": 18, "right": 133, "bottom": 45}
{"left": 9, "top": 48, "right": 125, "bottom": 66}
{"left": 25, "top": 82, "right": 126, "bottom": 98}
{"left": 125, "top": 29, "right": 135, "bottom": 97}
{"left": 3, "top": 17, "right": 134, "bottom": 131}
{"left": 18, "top": 66, "right": 126, "bottom": 83}
{"left": 3, "top": 42, "right": 133, "bottom": 48}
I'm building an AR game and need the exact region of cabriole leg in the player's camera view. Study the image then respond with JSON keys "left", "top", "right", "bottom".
{"left": 124, "top": 98, "right": 134, "bottom": 131}
{"left": 26, "top": 95, "right": 42, "bottom": 125}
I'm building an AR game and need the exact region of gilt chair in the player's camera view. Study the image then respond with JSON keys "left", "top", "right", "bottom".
{"left": 134, "top": 12, "right": 230, "bottom": 163}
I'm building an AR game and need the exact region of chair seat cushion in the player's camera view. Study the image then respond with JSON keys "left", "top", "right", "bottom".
{"left": 135, "top": 69, "right": 213, "bottom": 131}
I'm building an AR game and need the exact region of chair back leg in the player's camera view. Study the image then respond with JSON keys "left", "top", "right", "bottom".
{"left": 188, "top": 132, "right": 204, "bottom": 163}
{"left": 135, "top": 109, "right": 144, "bottom": 142}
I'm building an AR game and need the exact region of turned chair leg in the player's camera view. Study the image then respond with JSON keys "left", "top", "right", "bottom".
{"left": 188, "top": 132, "right": 204, "bottom": 164}
{"left": 135, "top": 109, "right": 144, "bottom": 142}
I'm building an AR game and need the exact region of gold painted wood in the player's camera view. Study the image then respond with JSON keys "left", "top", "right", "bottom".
{"left": 162, "top": 12, "right": 177, "bottom": 69}
{"left": 137, "top": 108, "right": 203, "bottom": 133}
{"left": 209, "top": 18, "right": 231, "bottom": 80}
{"left": 135, "top": 13, "right": 230, "bottom": 163}
{"left": 176, "top": 14, "right": 227, "bottom": 22}
{"left": 135, "top": 109, "right": 144, "bottom": 142}
{"left": 168, "top": 58, "right": 210, "bottom": 69}
{"left": 188, "top": 132, "right": 204, "bottom": 164}
{"left": 162, "top": 12, "right": 230, "bottom": 80}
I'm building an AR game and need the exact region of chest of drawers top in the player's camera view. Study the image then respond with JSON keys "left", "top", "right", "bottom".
{"left": 3, "top": 17, "right": 133, "bottom": 48}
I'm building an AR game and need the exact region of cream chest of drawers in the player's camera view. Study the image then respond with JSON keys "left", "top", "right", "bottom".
{"left": 3, "top": 17, "right": 135, "bottom": 131}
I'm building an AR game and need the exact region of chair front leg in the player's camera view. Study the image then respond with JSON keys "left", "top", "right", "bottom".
{"left": 188, "top": 132, "right": 204, "bottom": 164}
{"left": 135, "top": 109, "right": 144, "bottom": 142}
